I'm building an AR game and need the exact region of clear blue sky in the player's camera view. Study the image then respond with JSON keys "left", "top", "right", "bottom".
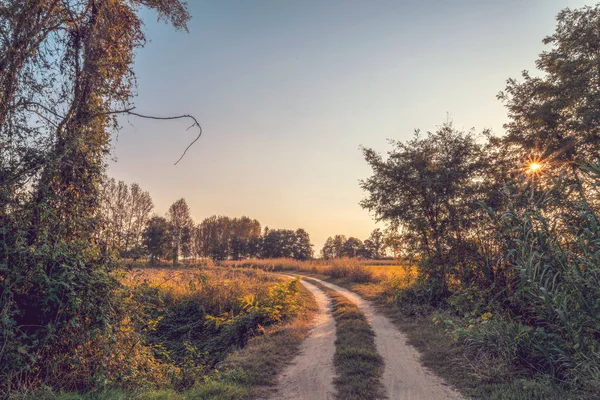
{"left": 108, "top": 0, "right": 591, "bottom": 251}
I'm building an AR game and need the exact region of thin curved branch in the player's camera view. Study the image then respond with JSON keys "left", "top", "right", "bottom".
{"left": 124, "top": 111, "right": 202, "bottom": 165}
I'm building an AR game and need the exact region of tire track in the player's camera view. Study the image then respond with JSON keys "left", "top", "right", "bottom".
{"left": 300, "top": 276, "right": 463, "bottom": 400}
{"left": 270, "top": 277, "right": 337, "bottom": 400}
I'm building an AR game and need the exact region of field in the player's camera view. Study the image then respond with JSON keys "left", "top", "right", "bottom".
{"left": 220, "top": 258, "right": 413, "bottom": 282}
{"left": 10, "top": 256, "right": 597, "bottom": 399}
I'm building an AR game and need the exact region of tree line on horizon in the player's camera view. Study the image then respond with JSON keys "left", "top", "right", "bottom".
{"left": 99, "top": 179, "right": 395, "bottom": 264}
{"left": 320, "top": 229, "right": 387, "bottom": 259}
{"left": 98, "top": 182, "right": 315, "bottom": 264}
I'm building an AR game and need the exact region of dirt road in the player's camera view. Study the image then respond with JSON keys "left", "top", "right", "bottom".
{"left": 270, "top": 278, "right": 337, "bottom": 400}
{"left": 297, "top": 276, "right": 463, "bottom": 400}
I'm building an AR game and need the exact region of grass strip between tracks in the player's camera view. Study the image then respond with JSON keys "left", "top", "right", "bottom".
{"left": 306, "top": 278, "right": 385, "bottom": 400}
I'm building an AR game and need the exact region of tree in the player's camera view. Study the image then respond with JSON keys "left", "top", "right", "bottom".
{"left": 366, "top": 229, "right": 385, "bottom": 259}
{"left": 196, "top": 216, "right": 232, "bottom": 260}
{"left": 361, "top": 123, "right": 488, "bottom": 295}
{"left": 292, "top": 228, "right": 314, "bottom": 260}
{"left": 167, "top": 198, "right": 193, "bottom": 266}
{"left": 342, "top": 237, "right": 363, "bottom": 258}
{"left": 124, "top": 183, "right": 154, "bottom": 255}
{"left": 142, "top": 216, "right": 170, "bottom": 263}
{"left": 97, "top": 178, "right": 154, "bottom": 256}
{"left": 383, "top": 230, "right": 404, "bottom": 260}
{"left": 321, "top": 234, "right": 347, "bottom": 259}
{"left": 321, "top": 237, "right": 336, "bottom": 259}
{"left": 229, "top": 216, "right": 261, "bottom": 260}
{"left": 247, "top": 236, "right": 264, "bottom": 258}
{"left": 262, "top": 229, "right": 296, "bottom": 258}
{"left": 499, "top": 5, "right": 600, "bottom": 204}
{"left": 195, "top": 215, "right": 261, "bottom": 260}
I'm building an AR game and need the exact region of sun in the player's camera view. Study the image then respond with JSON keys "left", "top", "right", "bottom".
{"left": 528, "top": 162, "right": 542, "bottom": 173}
{"left": 520, "top": 154, "right": 551, "bottom": 182}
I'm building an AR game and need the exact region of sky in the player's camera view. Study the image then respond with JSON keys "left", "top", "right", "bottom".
{"left": 108, "top": 0, "right": 591, "bottom": 252}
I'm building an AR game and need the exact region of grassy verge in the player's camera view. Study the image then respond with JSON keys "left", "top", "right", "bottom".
{"left": 184, "top": 280, "right": 319, "bottom": 399}
{"left": 319, "top": 277, "right": 578, "bottom": 400}
{"left": 306, "top": 279, "right": 385, "bottom": 400}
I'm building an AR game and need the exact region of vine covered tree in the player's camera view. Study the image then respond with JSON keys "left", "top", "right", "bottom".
{"left": 0, "top": 1, "right": 192, "bottom": 391}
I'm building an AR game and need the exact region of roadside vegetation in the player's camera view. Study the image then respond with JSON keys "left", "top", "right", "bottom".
{"left": 354, "top": 6, "right": 600, "bottom": 398}
{"left": 13, "top": 267, "right": 316, "bottom": 399}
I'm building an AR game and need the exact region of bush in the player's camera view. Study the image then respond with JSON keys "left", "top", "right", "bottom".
{"left": 452, "top": 163, "right": 600, "bottom": 393}
{"left": 386, "top": 163, "right": 600, "bottom": 395}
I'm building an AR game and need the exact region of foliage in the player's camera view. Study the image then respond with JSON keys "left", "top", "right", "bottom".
{"left": 98, "top": 178, "right": 154, "bottom": 257}
{"left": 361, "top": 122, "right": 495, "bottom": 297}
{"left": 261, "top": 228, "right": 314, "bottom": 260}
{"left": 142, "top": 216, "right": 171, "bottom": 263}
{"left": 464, "top": 164, "right": 600, "bottom": 392}
{"left": 499, "top": 5, "right": 600, "bottom": 173}
{"left": 124, "top": 268, "right": 302, "bottom": 391}
{"left": 12, "top": 268, "right": 317, "bottom": 399}
{"left": 358, "top": 5, "right": 600, "bottom": 395}
{"left": 196, "top": 216, "right": 262, "bottom": 261}
{"left": 322, "top": 229, "right": 387, "bottom": 259}
{"left": 0, "top": 0, "right": 190, "bottom": 395}
{"left": 167, "top": 198, "right": 193, "bottom": 266}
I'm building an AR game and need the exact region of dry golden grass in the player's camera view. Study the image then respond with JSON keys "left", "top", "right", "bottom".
{"left": 121, "top": 266, "right": 283, "bottom": 315}
{"left": 363, "top": 264, "right": 417, "bottom": 280}
{"left": 219, "top": 258, "right": 413, "bottom": 283}
{"left": 25, "top": 268, "right": 319, "bottom": 400}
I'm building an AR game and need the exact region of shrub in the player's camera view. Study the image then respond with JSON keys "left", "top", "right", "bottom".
{"left": 452, "top": 163, "right": 600, "bottom": 392}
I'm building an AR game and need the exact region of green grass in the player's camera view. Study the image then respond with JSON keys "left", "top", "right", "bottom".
{"left": 307, "top": 279, "right": 385, "bottom": 400}
{"left": 317, "top": 277, "right": 589, "bottom": 400}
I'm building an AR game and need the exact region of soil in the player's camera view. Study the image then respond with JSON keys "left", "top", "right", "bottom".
{"left": 270, "top": 277, "right": 337, "bottom": 400}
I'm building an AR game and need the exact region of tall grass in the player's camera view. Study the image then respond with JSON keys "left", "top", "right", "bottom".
{"left": 122, "top": 267, "right": 303, "bottom": 389}
{"left": 382, "top": 166, "right": 600, "bottom": 397}
{"left": 8, "top": 267, "right": 303, "bottom": 398}
{"left": 219, "top": 257, "right": 406, "bottom": 284}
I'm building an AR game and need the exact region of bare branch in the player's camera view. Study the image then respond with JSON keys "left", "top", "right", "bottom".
{"left": 125, "top": 111, "right": 202, "bottom": 165}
